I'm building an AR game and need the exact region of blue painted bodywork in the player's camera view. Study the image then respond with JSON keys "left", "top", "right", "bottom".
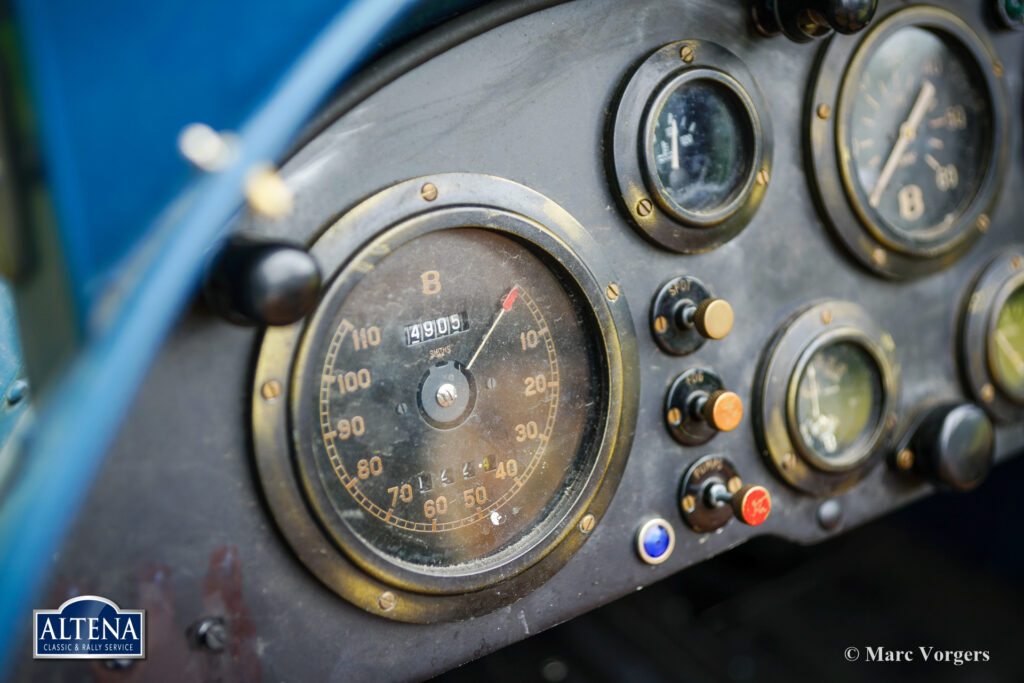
{"left": 0, "top": 280, "right": 26, "bottom": 446}
{"left": 0, "top": 0, "right": 501, "bottom": 675}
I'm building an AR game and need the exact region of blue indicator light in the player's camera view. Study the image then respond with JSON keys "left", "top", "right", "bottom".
{"left": 636, "top": 518, "right": 675, "bottom": 565}
{"left": 643, "top": 524, "right": 671, "bottom": 558}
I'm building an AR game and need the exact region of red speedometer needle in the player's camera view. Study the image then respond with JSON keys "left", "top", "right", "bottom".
{"left": 466, "top": 285, "right": 519, "bottom": 370}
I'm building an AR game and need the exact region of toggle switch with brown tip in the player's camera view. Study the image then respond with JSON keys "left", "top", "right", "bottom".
{"left": 677, "top": 298, "right": 734, "bottom": 341}
{"left": 699, "top": 389, "right": 744, "bottom": 432}
{"left": 665, "top": 368, "right": 744, "bottom": 446}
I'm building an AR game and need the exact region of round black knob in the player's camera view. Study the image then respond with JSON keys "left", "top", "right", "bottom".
{"left": 909, "top": 403, "right": 994, "bottom": 492}
{"left": 753, "top": 0, "right": 877, "bottom": 43}
{"left": 204, "top": 236, "right": 321, "bottom": 326}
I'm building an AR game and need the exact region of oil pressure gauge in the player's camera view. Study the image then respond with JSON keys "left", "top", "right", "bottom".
{"left": 253, "top": 174, "right": 637, "bottom": 622}
{"left": 809, "top": 6, "right": 1007, "bottom": 278}
{"left": 756, "top": 301, "right": 899, "bottom": 495}
{"left": 610, "top": 40, "right": 772, "bottom": 253}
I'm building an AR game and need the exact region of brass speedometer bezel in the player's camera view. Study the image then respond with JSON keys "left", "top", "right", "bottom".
{"left": 756, "top": 301, "right": 900, "bottom": 496}
{"left": 252, "top": 173, "right": 638, "bottom": 623}
{"left": 807, "top": 6, "right": 1008, "bottom": 279}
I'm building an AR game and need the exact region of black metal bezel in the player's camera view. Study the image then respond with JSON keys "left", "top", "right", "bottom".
{"left": 756, "top": 301, "right": 900, "bottom": 496}
{"left": 649, "top": 275, "right": 712, "bottom": 356}
{"left": 807, "top": 6, "right": 1008, "bottom": 279}
{"left": 959, "top": 247, "right": 1024, "bottom": 422}
{"left": 664, "top": 367, "right": 725, "bottom": 446}
{"left": 609, "top": 40, "right": 772, "bottom": 254}
{"left": 252, "top": 174, "right": 638, "bottom": 622}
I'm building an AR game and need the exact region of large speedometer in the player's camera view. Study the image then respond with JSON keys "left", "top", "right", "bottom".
{"left": 252, "top": 174, "right": 637, "bottom": 622}
{"left": 312, "top": 228, "right": 603, "bottom": 570}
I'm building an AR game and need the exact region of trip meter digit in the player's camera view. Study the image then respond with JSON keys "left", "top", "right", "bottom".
{"left": 253, "top": 174, "right": 636, "bottom": 621}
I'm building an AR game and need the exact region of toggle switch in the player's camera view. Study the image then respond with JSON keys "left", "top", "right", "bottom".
{"left": 680, "top": 455, "right": 772, "bottom": 532}
{"left": 666, "top": 369, "right": 744, "bottom": 445}
{"left": 651, "top": 276, "right": 734, "bottom": 355}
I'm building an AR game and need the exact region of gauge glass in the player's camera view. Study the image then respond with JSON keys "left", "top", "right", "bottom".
{"left": 649, "top": 76, "right": 754, "bottom": 217}
{"left": 310, "top": 228, "right": 605, "bottom": 573}
{"left": 846, "top": 26, "right": 993, "bottom": 244}
{"left": 991, "top": 284, "right": 1024, "bottom": 400}
{"left": 794, "top": 341, "right": 884, "bottom": 463}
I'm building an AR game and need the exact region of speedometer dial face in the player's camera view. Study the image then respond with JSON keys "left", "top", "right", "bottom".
{"left": 309, "top": 228, "right": 605, "bottom": 574}
{"left": 843, "top": 24, "right": 994, "bottom": 251}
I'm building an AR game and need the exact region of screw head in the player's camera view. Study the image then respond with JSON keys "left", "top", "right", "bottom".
{"left": 782, "top": 452, "right": 797, "bottom": 470}
{"left": 1011, "top": 255, "right": 1023, "bottom": 270}
{"left": 261, "top": 379, "right": 282, "bottom": 401}
{"left": 666, "top": 406, "right": 682, "bottom": 425}
{"left": 579, "top": 513, "right": 596, "bottom": 533}
{"left": 194, "top": 617, "right": 228, "bottom": 652}
{"left": 896, "top": 448, "right": 915, "bottom": 471}
{"left": 680, "top": 45, "right": 695, "bottom": 63}
{"left": 653, "top": 315, "right": 668, "bottom": 333}
{"left": 821, "top": 309, "right": 833, "bottom": 325}
{"left": 756, "top": 168, "right": 770, "bottom": 186}
{"left": 606, "top": 283, "right": 620, "bottom": 301}
{"left": 681, "top": 494, "right": 696, "bottom": 513}
{"left": 420, "top": 182, "right": 438, "bottom": 201}
{"left": 5, "top": 379, "right": 28, "bottom": 405}
{"left": 726, "top": 476, "right": 743, "bottom": 494}
{"left": 994, "top": 61, "right": 1004, "bottom": 78}
{"left": 980, "top": 383, "right": 996, "bottom": 403}
{"left": 636, "top": 198, "right": 653, "bottom": 217}
{"left": 976, "top": 214, "right": 990, "bottom": 233}
{"left": 436, "top": 383, "right": 458, "bottom": 408}
{"left": 816, "top": 103, "right": 832, "bottom": 120}
{"left": 871, "top": 248, "right": 887, "bottom": 266}
{"left": 378, "top": 591, "right": 397, "bottom": 611}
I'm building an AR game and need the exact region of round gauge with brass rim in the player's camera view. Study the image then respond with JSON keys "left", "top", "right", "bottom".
{"left": 960, "top": 247, "right": 1024, "bottom": 422}
{"left": 755, "top": 301, "right": 900, "bottom": 496}
{"left": 252, "top": 174, "right": 638, "bottom": 622}
{"left": 609, "top": 40, "right": 772, "bottom": 254}
{"left": 808, "top": 6, "right": 1007, "bottom": 278}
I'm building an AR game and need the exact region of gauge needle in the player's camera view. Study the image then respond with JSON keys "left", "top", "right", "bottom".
{"left": 466, "top": 285, "right": 519, "bottom": 370}
{"left": 869, "top": 79, "right": 936, "bottom": 208}
{"left": 669, "top": 114, "right": 680, "bottom": 170}
{"left": 995, "top": 330, "right": 1024, "bottom": 374}
{"left": 807, "top": 364, "right": 822, "bottom": 418}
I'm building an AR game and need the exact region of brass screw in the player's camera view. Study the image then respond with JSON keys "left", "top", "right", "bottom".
{"left": 994, "top": 61, "right": 1004, "bottom": 78}
{"left": 781, "top": 452, "right": 797, "bottom": 470}
{"left": 981, "top": 383, "right": 996, "bottom": 403}
{"left": 1012, "top": 255, "right": 1023, "bottom": 270}
{"left": 680, "top": 45, "right": 695, "bottom": 63}
{"left": 420, "top": 182, "right": 438, "bottom": 201}
{"left": 378, "top": 591, "right": 397, "bottom": 611}
{"left": 261, "top": 380, "right": 282, "bottom": 401}
{"left": 726, "top": 476, "right": 743, "bottom": 494}
{"left": 606, "top": 283, "right": 620, "bottom": 301}
{"left": 871, "top": 248, "right": 887, "bottom": 266}
{"left": 821, "top": 309, "right": 833, "bottom": 325}
{"left": 653, "top": 315, "right": 668, "bottom": 333}
{"left": 756, "top": 168, "right": 770, "bottom": 186}
{"left": 579, "top": 514, "right": 596, "bottom": 533}
{"left": 896, "top": 449, "right": 915, "bottom": 471}
{"left": 636, "top": 198, "right": 653, "bottom": 217}
{"left": 816, "top": 103, "right": 832, "bottom": 120}
{"left": 681, "top": 494, "right": 696, "bottom": 512}
{"left": 886, "top": 414, "right": 897, "bottom": 430}
{"left": 667, "top": 407, "right": 682, "bottom": 425}
{"left": 976, "top": 214, "right": 990, "bottom": 233}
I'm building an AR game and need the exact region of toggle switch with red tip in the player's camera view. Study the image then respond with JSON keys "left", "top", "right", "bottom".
{"left": 680, "top": 455, "right": 772, "bottom": 532}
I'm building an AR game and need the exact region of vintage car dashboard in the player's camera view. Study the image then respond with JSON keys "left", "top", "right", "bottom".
{"left": 24, "top": 0, "right": 1024, "bottom": 679}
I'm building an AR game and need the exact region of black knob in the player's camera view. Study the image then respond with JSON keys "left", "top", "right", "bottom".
{"left": 908, "top": 403, "right": 994, "bottom": 492}
{"left": 753, "top": 0, "right": 878, "bottom": 43}
{"left": 204, "top": 236, "right": 321, "bottom": 326}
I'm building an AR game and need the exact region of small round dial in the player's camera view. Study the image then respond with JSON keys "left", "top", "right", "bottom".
{"left": 649, "top": 75, "right": 754, "bottom": 218}
{"left": 990, "top": 283, "right": 1024, "bottom": 401}
{"left": 310, "top": 228, "right": 605, "bottom": 574}
{"left": 843, "top": 23, "right": 994, "bottom": 251}
{"left": 795, "top": 341, "right": 884, "bottom": 464}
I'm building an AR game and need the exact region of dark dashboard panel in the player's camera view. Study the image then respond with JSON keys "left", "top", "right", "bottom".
{"left": 22, "top": 0, "right": 1024, "bottom": 680}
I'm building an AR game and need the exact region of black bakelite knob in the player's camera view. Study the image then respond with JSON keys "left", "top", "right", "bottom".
{"left": 753, "top": 0, "right": 877, "bottom": 43}
{"left": 204, "top": 236, "right": 321, "bottom": 326}
{"left": 910, "top": 403, "right": 994, "bottom": 492}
